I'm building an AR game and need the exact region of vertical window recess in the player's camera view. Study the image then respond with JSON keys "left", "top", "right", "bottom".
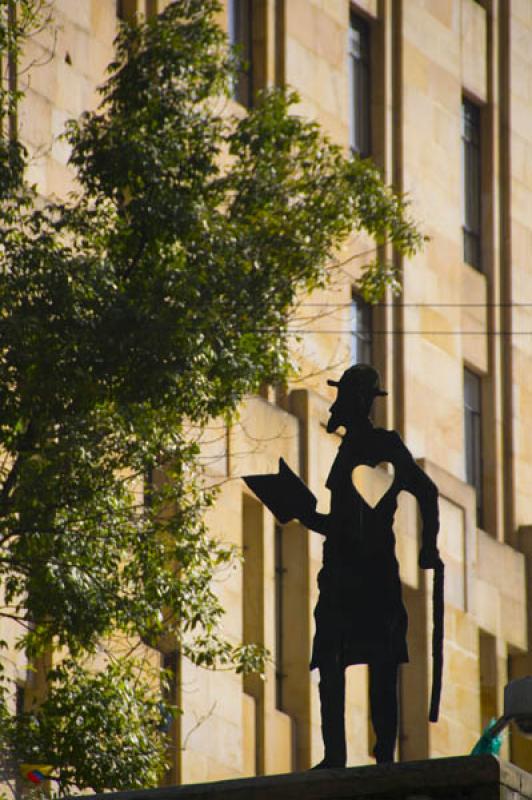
{"left": 351, "top": 294, "right": 373, "bottom": 366}
{"left": 228, "top": 0, "right": 254, "bottom": 107}
{"left": 14, "top": 684, "right": 26, "bottom": 799}
{"left": 15, "top": 683, "right": 25, "bottom": 716}
{"left": 117, "top": 1, "right": 157, "bottom": 19}
{"left": 462, "top": 98, "right": 482, "bottom": 270}
{"left": 274, "top": 523, "right": 286, "bottom": 711}
{"left": 464, "top": 368, "right": 483, "bottom": 527}
{"left": 348, "top": 12, "right": 371, "bottom": 157}
{"left": 162, "top": 651, "right": 178, "bottom": 706}
{"left": 116, "top": 0, "right": 135, "bottom": 20}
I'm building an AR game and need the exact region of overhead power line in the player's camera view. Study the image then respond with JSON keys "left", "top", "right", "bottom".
{"left": 258, "top": 329, "right": 532, "bottom": 336}
{"left": 297, "top": 302, "right": 532, "bottom": 308}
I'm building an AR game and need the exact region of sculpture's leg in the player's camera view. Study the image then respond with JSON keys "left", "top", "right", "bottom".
{"left": 369, "top": 660, "right": 399, "bottom": 763}
{"left": 317, "top": 653, "right": 347, "bottom": 768}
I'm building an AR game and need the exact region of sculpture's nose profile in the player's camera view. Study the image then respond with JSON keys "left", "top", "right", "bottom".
{"left": 326, "top": 400, "right": 342, "bottom": 434}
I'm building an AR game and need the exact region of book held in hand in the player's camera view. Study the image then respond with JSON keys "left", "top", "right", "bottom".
{"left": 243, "top": 458, "right": 317, "bottom": 524}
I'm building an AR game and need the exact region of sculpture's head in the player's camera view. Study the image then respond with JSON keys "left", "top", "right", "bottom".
{"left": 326, "top": 364, "right": 387, "bottom": 433}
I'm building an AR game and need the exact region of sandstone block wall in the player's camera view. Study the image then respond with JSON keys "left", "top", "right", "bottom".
{"left": 4, "top": 0, "right": 532, "bottom": 787}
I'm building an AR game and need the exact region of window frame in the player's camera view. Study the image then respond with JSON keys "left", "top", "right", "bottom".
{"left": 350, "top": 293, "right": 373, "bottom": 366}
{"left": 462, "top": 97, "right": 482, "bottom": 270}
{"left": 274, "top": 522, "right": 286, "bottom": 711}
{"left": 228, "top": 0, "right": 254, "bottom": 108}
{"left": 348, "top": 11, "right": 372, "bottom": 158}
{"left": 464, "top": 367, "right": 484, "bottom": 527}
{"left": 116, "top": 0, "right": 136, "bottom": 20}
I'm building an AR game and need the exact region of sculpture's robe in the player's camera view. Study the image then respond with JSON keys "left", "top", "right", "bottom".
{"left": 310, "top": 425, "right": 439, "bottom": 669}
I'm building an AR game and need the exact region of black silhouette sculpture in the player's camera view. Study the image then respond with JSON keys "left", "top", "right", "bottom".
{"left": 244, "top": 364, "right": 443, "bottom": 767}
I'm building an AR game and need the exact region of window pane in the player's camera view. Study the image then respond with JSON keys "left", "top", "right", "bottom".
{"left": 465, "top": 141, "right": 481, "bottom": 230}
{"left": 229, "top": 0, "right": 253, "bottom": 107}
{"left": 274, "top": 523, "right": 285, "bottom": 710}
{"left": 351, "top": 295, "right": 373, "bottom": 365}
{"left": 462, "top": 99, "right": 482, "bottom": 270}
{"left": 464, "top": 230, "right": 480, "bottom": 268}
{"left": 464, "top": 368, "right": 483, "bottom": 526}
{"left": 463, "top": 100, "right": 480, "bottom": 144}
{"left": 116, "top": 0, "right": 135, "bottom": 19}
{"left": 464, "top": 368, "right": 480, "bottom": 411}
{"left": 349, "top": 15, "right": 371, "bottom": 157}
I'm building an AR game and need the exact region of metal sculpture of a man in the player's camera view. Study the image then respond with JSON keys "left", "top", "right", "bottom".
{"left": 244, "top": 364, "right": 443, "bottom": 767}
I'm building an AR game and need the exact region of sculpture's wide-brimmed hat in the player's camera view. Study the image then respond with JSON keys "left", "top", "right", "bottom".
{"left": 327, "top": 364, "right": 387, "bottom": 397}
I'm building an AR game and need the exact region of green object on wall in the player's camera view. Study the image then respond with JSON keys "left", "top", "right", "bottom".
{"left": 471, "top": 718, "right": 504, "bottom": 755}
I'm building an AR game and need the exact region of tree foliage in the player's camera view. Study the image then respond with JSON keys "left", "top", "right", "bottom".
{"left": 0, "top": 0, "right": 422, "bottom": 793}
{"left": 0, "top": 658, "right": 170, "bottom": 792}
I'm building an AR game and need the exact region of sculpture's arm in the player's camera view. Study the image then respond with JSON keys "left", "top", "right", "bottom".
{"left": 394, "top": 435, "right": 440, "bottom": 569}
{"left": 296, "top": 508, "right": 331, "bottom": 536}
{"left": 413, "top": 468, "right": 440, "bottom": 569}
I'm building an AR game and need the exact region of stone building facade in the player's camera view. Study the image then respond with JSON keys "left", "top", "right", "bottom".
{"left": 7, "top": 0, "right": 532, "bottom": 787}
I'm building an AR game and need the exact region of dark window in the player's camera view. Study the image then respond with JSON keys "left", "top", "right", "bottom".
{"left": 348, "top": 13, "right": 371, "bottom": 157}
{"left": 117, "top": 0, "right": 145, "bottom": 20}
{"left": 351, "top": 294, "right": 373, "bottom": 365}
{"left": 228, "top": 0, "right": 254, "bottom": 107}
{"left": 464, "top": 368, "right": 483, "bottom": 527}
{"left": 242, "top": 495, "right": 262, "bottom": 773}
{"left": 274, "top": 523, "right": 286, "bottom": 710}
{"left": 15, "top": 683, "right": 25, "bottom": 716}
{"left": 15, "top": 684, "right": 26, "bottom": 799}
{"left": 479, "top": 631, "right": 498, "bottom": 729}
{"left": 462, "top": 99, "right": 482, "bottom": 270}
{"left": 116, "top": 0, "right": 134, "bottom": 20}
{"left": 5, "top": 0, "right": 17, "bottom": 142}
{"left": 144, "top": 465, "right": 153, "bottom": 508}
{"left": 162, "top": 651, "right": 178, "bottom": 706}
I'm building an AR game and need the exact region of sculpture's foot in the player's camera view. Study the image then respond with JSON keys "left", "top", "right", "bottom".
{"left": 310, "top": 759, "right": 346, "bottom": 770}
{"left": 373, "top": 746, "right": 394, "bottom": 764}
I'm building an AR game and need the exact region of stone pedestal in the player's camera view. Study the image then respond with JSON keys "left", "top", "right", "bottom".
{"left": 77, "top": 756, "right": 532, "bottom": 800}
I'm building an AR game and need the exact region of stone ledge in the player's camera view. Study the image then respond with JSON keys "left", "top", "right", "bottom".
{"left": 72, "top": 756, "right": 532, "bottom": 800}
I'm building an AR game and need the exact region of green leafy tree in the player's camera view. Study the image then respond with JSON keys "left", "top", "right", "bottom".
{"left": 0, "top": 0, "right": 422, "bottom": 793}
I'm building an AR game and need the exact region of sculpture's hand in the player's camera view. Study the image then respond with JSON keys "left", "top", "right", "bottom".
{"left": 418, "top": 545, "right": 441, "bottom": 570}
{"left": 297, "top": 509, "right": 331, "bottom": 536}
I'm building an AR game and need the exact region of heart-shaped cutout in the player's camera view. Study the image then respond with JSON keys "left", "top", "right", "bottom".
{"left": 352, "top": 463, "right": 395, "bottom": 509}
